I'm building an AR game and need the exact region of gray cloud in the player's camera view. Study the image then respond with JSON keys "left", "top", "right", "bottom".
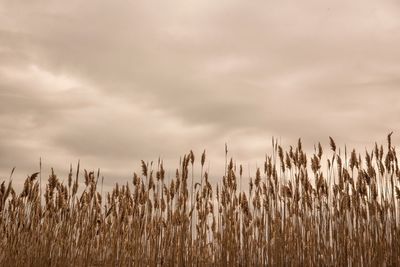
{"left": 1, "top": 0, "right": 400, "bottom": 189}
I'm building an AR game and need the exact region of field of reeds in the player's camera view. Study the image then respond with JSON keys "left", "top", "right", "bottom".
{"left": 1, "top": 135, "right": 400, "bottom": 266}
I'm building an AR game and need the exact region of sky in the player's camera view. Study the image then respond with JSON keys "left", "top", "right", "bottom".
{"left": 1, "top": 0, "right": 400, "bottom": 189}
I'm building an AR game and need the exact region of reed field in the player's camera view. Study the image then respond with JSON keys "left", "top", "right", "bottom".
{"left": 1, "top": 135, "right": 400, "bottom": 266}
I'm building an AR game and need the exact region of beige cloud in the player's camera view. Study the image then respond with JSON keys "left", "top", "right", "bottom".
{"left": 1, "top": 0, "right": 400, "bottom": 188}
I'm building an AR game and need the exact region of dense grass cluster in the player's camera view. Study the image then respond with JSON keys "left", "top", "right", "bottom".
{"left": 1, "top": 135, "right": 400, "bottom": 266}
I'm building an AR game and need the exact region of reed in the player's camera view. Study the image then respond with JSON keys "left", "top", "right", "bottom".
{"left": 0, "top": 135, "right": 399, "bottom": 266}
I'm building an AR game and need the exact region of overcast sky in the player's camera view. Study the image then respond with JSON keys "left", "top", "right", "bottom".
{"left": 1, "top": 0, "right": 400, "bottom": 188}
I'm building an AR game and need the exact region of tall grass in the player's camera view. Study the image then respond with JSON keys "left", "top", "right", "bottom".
{"left": 1, "top": 135, "right": 400, "bottom": 266}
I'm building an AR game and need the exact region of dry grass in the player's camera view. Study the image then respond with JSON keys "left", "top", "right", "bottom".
{"left": 1, "top": 135, "right": 400, "bottom": 266}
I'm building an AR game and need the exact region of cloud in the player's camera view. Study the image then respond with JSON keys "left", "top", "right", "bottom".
{"left": 1, "top": 0, "right": 400, "bottom": 189}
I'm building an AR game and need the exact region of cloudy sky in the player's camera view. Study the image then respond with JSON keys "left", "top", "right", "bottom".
{"left": 1, "top": 0, "right": 400, "bottom": 188}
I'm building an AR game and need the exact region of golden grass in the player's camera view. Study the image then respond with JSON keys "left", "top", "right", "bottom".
{"left": 1, "top": 135, "right": 400, "bottom": 266}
